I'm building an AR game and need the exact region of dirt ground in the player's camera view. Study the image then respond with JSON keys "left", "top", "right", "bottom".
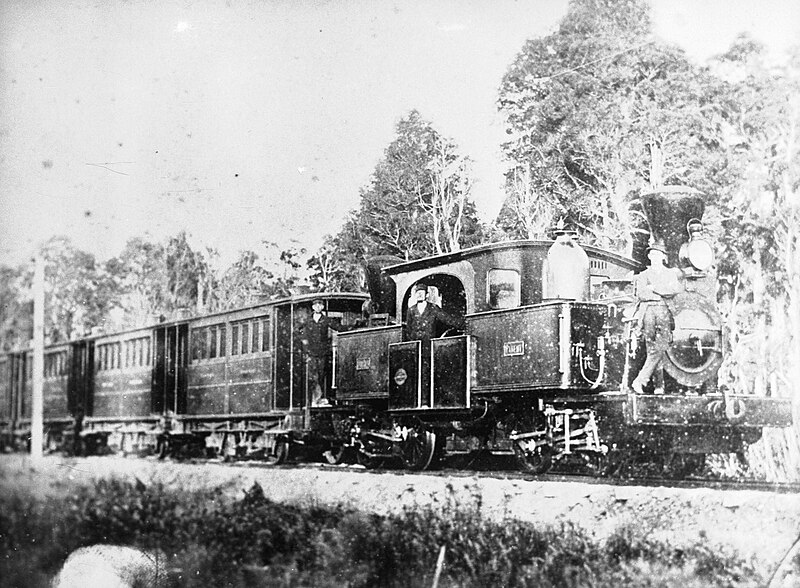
{"left": 2, "top": 454, "right": 799, "bottom": 577}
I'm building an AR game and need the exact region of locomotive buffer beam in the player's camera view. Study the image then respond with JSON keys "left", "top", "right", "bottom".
{"left": 629, "top": 394, "right": 793, "bottom": 428}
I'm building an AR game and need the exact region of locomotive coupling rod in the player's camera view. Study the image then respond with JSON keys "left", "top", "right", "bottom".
{"left": 508, "top": 430, "right": 547, "bottom": 441}
{"left": 364, "top": 431, "right": 400, "bottom": 442}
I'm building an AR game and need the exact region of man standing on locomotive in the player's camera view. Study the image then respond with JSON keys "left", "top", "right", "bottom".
{"left": 631, "top": 240, "right": 683, "bottom": 395}
{"left": 404, "top": 283, "right": 464, "bottom": 397}
{"left": 403, "top": 283, "right": 463, "bottom": 343}
{"left": 302, "top": 298, "right": 337, "bottom": 406}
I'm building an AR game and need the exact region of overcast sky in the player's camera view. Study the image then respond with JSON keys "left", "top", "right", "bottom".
{"left": 1, "top": 0, "right": 798, "bottom": 267}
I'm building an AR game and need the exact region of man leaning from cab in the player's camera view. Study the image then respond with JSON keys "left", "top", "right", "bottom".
{"left": 403, "top": 283, "right": 463, "bottom": 343}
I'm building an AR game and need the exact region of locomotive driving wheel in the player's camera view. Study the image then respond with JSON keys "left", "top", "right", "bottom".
{"left": 514, "top": 439, "right": 553, "bottom": 474}
{"left": 400, "top": 428, "right": 437, "bottom": 471}
{"left": 265, "top": 439, "right": 289, "bottom": 465}
{"left": 323, "top": 443, "right": 348, "bottom": 465}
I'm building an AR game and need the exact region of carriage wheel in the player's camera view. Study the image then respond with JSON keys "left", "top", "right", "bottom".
{"left": 157, "top": 437, "right": 170, "bottom": 460}
{"left": 514, "top": 441, "right": 553, "bottom": 475}
{"left": 401, "top": 429, "right": 437, "bottom": 471}
{"left": 265, "top": 439, "right": 289, "bottom": 465}
{"left": 323, "top": 444, "right": 347, "bottom": 465}
{"left": 45, "top": 431, "right": 57, "bottom": 454}
{"left": 120, "top": 433, "right": 129, "bottom": 457}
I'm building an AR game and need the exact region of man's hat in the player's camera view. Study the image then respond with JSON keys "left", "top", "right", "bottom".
{"left": 414, "top": 283, "right": 428, "bottom": 292}
{"left": 312, "top": 298, "right": 324, "bottom": 306}
{"left": 647, "top": 239, "right": 667, "bottom": 254}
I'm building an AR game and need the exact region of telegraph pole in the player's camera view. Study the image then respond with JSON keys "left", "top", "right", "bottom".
{"left": 31, "top": 252, "right": 44, "bottom": 464}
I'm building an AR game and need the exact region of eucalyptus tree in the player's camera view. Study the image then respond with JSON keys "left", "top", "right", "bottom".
{"left": 339, "top": 110, "right": 483, "bottom": 262}
{"left": 39, "top": 237, "right": 118, "bottom": 342}
{"left": 496, "top": 0, "right": 726, "bottom": 252}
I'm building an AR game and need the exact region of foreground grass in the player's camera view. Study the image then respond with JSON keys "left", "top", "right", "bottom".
{"left": 0, "top": 478, "right": 765, "bottom": 587}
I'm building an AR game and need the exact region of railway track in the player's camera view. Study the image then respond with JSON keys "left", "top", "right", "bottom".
{"left": 182, "top": 454, "right": 800, "bottom": 495}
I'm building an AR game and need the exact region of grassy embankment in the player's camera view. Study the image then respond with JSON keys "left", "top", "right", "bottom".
{"left": 0, "top": 478, "right": 773, "bottom": 587}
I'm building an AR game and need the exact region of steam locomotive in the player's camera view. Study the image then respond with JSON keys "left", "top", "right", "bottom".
{"left": 0, "top": 187, "right": 792, "bottom": 475}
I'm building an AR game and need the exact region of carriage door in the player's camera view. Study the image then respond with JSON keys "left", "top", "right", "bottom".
{"left": 152, "top": 324, "right": 189, "bottom": 415}
{"left": 68, "top": 341, "right": 94, "bottom": 416}
{"left": 10, "top": 352, "right": 28, "bottom": 421}
{"left": 274, "top": 304, "right": 292, "bottom": 410}
{"left": 0, "top": 357, "right": 9, "bottom": 428}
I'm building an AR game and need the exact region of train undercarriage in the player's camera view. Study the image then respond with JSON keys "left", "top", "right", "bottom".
{"left": 305, "top": 387, "right": 791, "bottom": 478}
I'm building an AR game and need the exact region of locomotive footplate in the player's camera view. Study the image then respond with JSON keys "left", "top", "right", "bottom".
{"left": 628, "top": 393, "right": 793, "bottom": 428}
{"left": 387, "top": 405, "right": 490, "bottom": 422}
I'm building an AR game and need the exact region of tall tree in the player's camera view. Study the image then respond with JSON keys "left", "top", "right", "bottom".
{"left": 105, "top": 232, "right": 210, "bottom": 326}
{"left": 496, "top": 0, "right": 725, "bottom": 251}
{"left": 0, "top": 265, "right": 32, "bottom": 351}
{"left": 353, "top": 111, "right": 482, "bottom": 259}
{"left": 105, "top": 237, "right": 169, "bottom": 327}
{"left": 317, "top": 110, "right": 483, "bottom": 289}
{"left": 40, "top": 237, "right": 117, "bottom": 342}
{"left": 308, "top": 216, "right": 368, "bottom": 292}
{"left": 206, "top": 249, "right": 274, "bottom": 311}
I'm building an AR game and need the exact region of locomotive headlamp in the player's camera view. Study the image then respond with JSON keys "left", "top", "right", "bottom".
{"left": 681, "top": 219, "right": 715, "bottom": 271}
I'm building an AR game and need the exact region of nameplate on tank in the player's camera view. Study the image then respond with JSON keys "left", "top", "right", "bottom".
{"left": 503, "top": 341, "right": 525, "bottom": 357}
{"left": 356, "top": 357, "right": 371, "bottom": 371}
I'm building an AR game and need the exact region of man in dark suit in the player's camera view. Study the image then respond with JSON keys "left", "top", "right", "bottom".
{"left": 404, "top": 283, "right": 463, "bottom": 343}
{"left": 303, "top": 299, "right": 336, "bottom": 406}
{"left": 403, "top": 283, "right": 464, "bottom": 398}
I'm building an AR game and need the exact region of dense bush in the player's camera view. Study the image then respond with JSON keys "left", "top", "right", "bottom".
{"left": 0, "top": 478, "right": 768, "bottom": 587}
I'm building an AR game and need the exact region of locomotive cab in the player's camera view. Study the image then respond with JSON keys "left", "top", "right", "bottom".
{"left": 376, "top": 240, "right": 638, "bottom": 418}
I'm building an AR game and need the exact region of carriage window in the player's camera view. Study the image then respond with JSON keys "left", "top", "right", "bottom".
{"left": 488, "top": 269, "right": 521, "bottom": 309}
{"left": 252, "top": 321, "right": 260, "bottom": 354}
{"left": 144, "top": 337, "right": 151, "bottom": 366}
{"left": 209, "top": 326, "right": 218, "bottom": 359}
{"left": 231, "top": 325, "right": 239, "bottom": 355}
{"left": 207, "top": 324, "right": 226, "bottom": 359}
{"left": 241, "top": 322, "right": 250, "bottom": 354}
{"left": 261, "top": 318, "right": 270, "bottom": 351}
{"left": 192, "top": 328, "right": 205, "bottom": 361}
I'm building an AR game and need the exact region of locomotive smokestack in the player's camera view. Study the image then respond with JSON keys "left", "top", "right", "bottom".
{"left": 365, "top": 255, "right": 402, "bottom": 316}
{"left": 635, "top": 186, "right": 704, "bottom": 269}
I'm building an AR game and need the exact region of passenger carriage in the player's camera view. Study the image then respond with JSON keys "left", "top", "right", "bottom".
{"left": 156, "top": 292, "right": 367, "bottom": 459}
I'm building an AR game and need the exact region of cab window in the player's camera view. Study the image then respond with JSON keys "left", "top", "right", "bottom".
{"left": 488, "top": 269, "right": 520, "bottom": 309}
